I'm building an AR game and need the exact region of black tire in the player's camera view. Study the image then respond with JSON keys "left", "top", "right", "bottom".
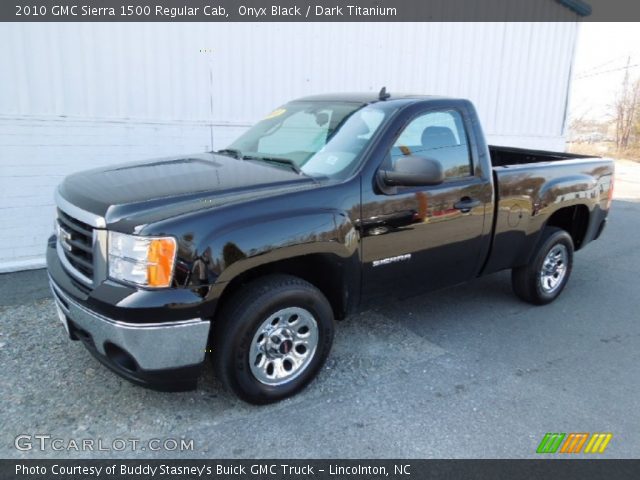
{"left": 511, "top": 227, "right": 574, "bottom": 305}
{"left": 212, "top": 274, "right": 334, "bottom": 404}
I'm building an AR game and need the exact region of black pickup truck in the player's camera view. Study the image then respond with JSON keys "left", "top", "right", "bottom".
{"left": 47, "top": 91, "right": 614, "bottom": 404}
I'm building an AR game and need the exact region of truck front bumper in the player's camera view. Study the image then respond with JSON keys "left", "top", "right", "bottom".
{"left": 49, "top": 276, "right": 210, "bottom": 391}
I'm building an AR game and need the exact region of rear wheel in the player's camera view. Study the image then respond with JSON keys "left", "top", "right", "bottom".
{"left": 212, "top": 274, "right": 334, "bottom": 404}
{"left": 511, "top": 227, "right": 574, "bottom": 305}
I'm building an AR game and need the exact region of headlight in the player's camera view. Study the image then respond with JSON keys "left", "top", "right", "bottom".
{"left": 108, "top": 232, "right": 177, "bottom": 288}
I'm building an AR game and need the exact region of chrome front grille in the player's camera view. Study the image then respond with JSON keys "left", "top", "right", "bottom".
{"left": 57, "top": 208, "right": 95, "bottom": 281}
{"left": 54, "top": 189, "right": 108, "bottom": 288}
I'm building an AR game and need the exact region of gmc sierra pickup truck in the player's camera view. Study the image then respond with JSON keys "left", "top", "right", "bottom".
{"left": 47, "top": 91, "right": 614, "bottom": 404}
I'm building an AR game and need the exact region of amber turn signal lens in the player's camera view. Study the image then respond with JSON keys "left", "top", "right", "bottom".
{"left": 147, "top": 237, "right": 177, "bottom": 288}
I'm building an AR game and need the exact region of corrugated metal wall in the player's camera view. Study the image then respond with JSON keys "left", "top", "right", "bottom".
{"left": 0, "top": 20, "right": 578, "bottom": 271}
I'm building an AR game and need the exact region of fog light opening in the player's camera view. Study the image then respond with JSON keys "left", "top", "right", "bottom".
{"left": 104, "top": 342, "right": 139, "bottom": 372}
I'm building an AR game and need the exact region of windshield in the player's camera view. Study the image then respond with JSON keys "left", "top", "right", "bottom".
{"left": 226, "top": 101, "right": 388, "bottom": 178}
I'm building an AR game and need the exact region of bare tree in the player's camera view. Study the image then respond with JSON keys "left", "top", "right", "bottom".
{"left": 614, "top": 57, "right": 640, "bottom": 150}
{"left": 636, "top": 84, "right": 640, "bottom": 146}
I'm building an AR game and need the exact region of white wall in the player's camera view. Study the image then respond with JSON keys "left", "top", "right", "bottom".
{"left": 0, "top": 20, "right": 578, "bottom": 271}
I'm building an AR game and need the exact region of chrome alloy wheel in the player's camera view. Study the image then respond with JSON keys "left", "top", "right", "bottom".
{"left": 539, "top": 244, "right": 569, "bottom": 294}
{"left": 249, "top": 307, "right": 319, "bottom": 386}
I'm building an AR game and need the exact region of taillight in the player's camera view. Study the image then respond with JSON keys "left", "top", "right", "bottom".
{"left": 606, "top": 176, "right": 614, "bottom": 210}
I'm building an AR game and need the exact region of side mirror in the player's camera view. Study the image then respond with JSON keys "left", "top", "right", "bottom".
{"left": 379, "top": 156, "right": 444, "bottom": 187}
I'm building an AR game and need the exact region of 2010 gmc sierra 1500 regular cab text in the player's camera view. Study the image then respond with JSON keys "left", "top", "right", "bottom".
{"left": 47, "top": 91, "right": 614, "bottom": 404}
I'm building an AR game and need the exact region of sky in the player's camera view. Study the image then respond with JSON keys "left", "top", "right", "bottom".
{"left": 569, "top": 22, "right": 640, "bottom": 123}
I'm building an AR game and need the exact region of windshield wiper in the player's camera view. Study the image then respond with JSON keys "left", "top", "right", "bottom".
{"left": 242, "top": 155, "right": 304, "bottom": 175}
{"left": 216, "top": 148, "right": 243, "bottom": 159}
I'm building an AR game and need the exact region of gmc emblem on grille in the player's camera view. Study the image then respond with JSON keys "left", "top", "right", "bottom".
{"left": 59, "top": 225, "right": 73, "bottom": 251}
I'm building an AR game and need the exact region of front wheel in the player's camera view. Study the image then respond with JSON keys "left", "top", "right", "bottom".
{"left": 212, "top": 274, "right": 334, "bottom": 404}
{"left": 511, "top": 227, "right": 574, "bottom": 305}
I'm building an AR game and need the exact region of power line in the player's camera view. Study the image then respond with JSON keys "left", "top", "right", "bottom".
{"left": 576, "top": 63, "right": 640, "bottom": 80}
{"left": 575, "top": 55, "right": 629, "bottom": 76}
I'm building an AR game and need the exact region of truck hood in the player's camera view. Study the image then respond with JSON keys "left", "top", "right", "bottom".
{"left": 58, "top": 153, "right": 317, "bottom": 227}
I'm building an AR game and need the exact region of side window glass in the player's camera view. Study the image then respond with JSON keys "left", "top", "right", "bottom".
{"left": 390, "top": 109, "right": 472, "bottom": 179}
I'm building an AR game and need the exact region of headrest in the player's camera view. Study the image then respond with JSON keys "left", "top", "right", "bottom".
{"left": 421, "top": 126, "right": 457, "bottom": 149}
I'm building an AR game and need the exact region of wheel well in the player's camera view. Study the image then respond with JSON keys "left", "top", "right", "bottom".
{"left": 215, "top": 254, "right": 352, "bottom": 321}
{"left": 546, "top": 205, "right": 590, "bottom": 250}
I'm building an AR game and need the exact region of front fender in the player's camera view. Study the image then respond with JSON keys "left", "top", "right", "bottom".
{"left": 197, "top": 208, "right": 359, "bottom": 285}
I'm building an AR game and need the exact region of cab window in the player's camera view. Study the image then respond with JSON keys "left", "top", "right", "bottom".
{"left": 389, "top": 109, "right": 472, "bottom": 179}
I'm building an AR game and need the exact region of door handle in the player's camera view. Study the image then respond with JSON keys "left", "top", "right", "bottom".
{"left": 454, "top": 197, "right": 481, "bottom": 213}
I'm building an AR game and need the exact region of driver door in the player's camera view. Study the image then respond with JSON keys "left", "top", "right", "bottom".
{"left": 360, "top": 105, "right": 493, "bottom": 298}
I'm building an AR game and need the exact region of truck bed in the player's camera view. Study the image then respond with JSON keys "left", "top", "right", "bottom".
{"left": 483, "top": 152, "right": 614, "bottom": 276}
{"left": 489, "top": 145, "right": 596, "bottom": 167}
